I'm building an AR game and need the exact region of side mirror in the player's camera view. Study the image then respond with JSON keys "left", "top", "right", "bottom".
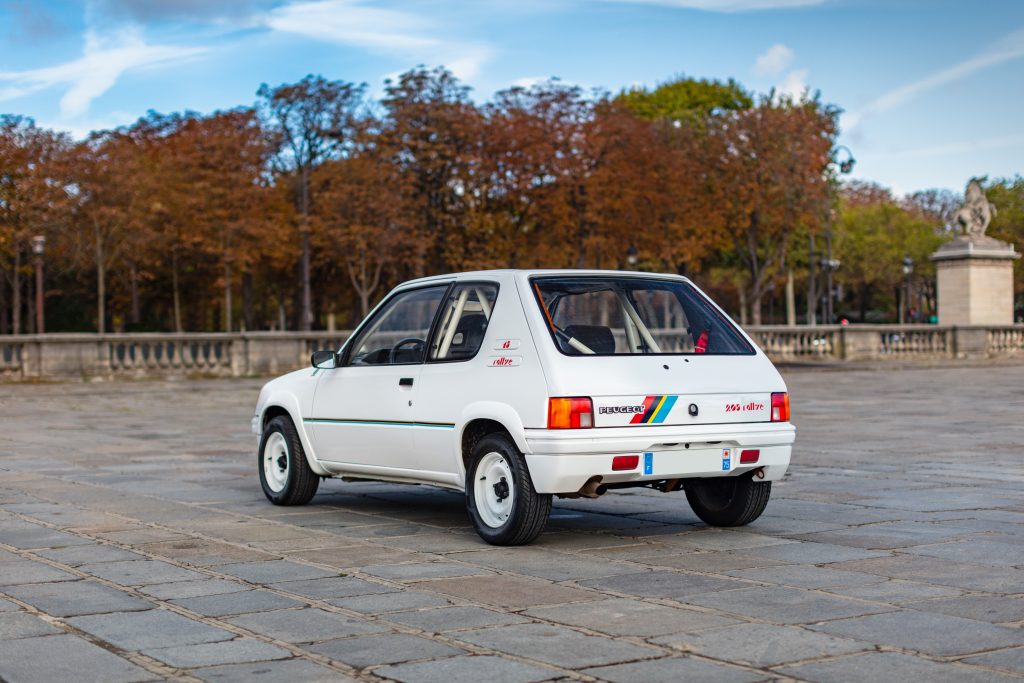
{"left": 310, "top": 349, "right": 337, "bottom": 369}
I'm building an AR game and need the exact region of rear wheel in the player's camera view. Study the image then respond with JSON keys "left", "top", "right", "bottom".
{"left": 466, "top": 434, "right": 551, "bottom": 545}
{"left": 685, "top": 474, "right": 770, "bottom": 527}
{"left": 259, "top": 415, "right": 319, "bottom": 505}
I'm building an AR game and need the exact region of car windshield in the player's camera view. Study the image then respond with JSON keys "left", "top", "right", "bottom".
{"left": 531, "top": 276, "right": 754, "bottom": 356}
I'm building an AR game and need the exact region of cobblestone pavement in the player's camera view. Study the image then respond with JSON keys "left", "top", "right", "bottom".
{"left": 1, "top": 364, "right": 1023, "bottom": 682}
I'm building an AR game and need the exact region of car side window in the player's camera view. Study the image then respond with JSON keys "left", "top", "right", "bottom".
{"left": 346, "top": 286, "right": 448, "bottom": 366}
{"left": 428, "top": 283, "right": 498, "bottom": 362}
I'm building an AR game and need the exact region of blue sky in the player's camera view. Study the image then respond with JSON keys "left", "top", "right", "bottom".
{"left": 1, "top": 0, "right": 1022, "bottom": 195}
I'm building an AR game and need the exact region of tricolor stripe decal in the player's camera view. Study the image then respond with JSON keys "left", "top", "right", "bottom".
{"left": 629, "top": 395, "right": 679, "bottom": 424}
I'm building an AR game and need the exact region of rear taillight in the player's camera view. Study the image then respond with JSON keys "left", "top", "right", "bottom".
{"left": 771, "top": 392, "right": 790, "bottom": 422}
{"left": 548, "top": 397, "right": 594, "bottom": 429}
{"left": 611, "top": 455, "right": 639, "bottom": 471}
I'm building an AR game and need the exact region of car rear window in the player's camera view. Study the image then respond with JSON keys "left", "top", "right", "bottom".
{"left": 531, "top": 276, "right": 754, "bottom": 356}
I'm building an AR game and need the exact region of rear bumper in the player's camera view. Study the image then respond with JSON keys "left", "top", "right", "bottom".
{"left": 524, "top": 422, "right": 795, "bottom": 494}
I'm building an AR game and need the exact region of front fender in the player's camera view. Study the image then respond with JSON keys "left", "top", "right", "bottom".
{"left": 259, "top": 391, "right": 331, "bottom": 477}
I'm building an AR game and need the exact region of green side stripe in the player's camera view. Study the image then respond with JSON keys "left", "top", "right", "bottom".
{"left": 304, "top": 418, "right": 455, "bottom": 429}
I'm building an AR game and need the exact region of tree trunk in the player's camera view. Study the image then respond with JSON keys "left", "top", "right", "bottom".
{"left": 750, "top": 289, "right": 763, "bottom": 326}
{"left": 299, "top": 166, "right": 312, "bottom": 331}
{"left": 129, "top": 263, "right": 140, "bottom": 326}
{"left": 12, "top": 250, "right": 21, "bottom": 335}
{"left": 26, "top": 271, "right": 35, "bottom": 334}
{"left": 738, "top": 285, "right": 748, "bottom": 326}
{"left": 0, "top": 266, "right": 8, "bottom": 335}
{"left": 171, "top": 246, "right": 183, "bottom": 333}
{"left": 242, "top": 270, "right": 254, "bottom": 331}
{"left": 223, "top": 253, "right": 232, "bottom": 333}
{"left": 95, "top": 228, "right": 106, "bottom": 334}
{"left": 785, "top": 269, "right": 796, "bottom": 326}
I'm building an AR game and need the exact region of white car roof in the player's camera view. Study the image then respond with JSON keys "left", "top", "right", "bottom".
{"left": 397, "top": 269, "right": 691, "bottom": 289}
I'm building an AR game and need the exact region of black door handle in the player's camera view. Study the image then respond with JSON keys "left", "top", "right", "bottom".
{"left": 399, "top": 377, "right": 414, "bottom": 387}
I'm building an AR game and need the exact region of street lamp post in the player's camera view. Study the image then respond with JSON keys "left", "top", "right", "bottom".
{"left": 810, "top": 146, "right": 855, "bottom": 325}
{"left": 901, "top": 256, "right": 914, "bottom": 324}
{"left": 31, "top": 235, "right": 45, "bottom": 335}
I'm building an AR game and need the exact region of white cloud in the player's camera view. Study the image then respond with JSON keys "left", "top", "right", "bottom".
{"left": 845, "top": 28, "right": 1024, "bottom": 130}
{"left": 512, "top": 76, "right": 548, "bottom": 89}
{"left": 606, "top": 0, "right": 827, "bottom": 12}
{"left": 263, "top": 0, "right": 493, "bottom": 80}
{"left": 754, "top": 43, "right": 794, "bottom": 76}
{"left": 777, "top": 68, "right": 808, "bottom": 98}
{"left": 0, "top": 27, "right": 206, "bottom": 118}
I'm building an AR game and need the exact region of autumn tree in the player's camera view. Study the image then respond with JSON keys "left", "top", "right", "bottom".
{"left": 984, "top": 176, "right": 1024, "bottom": 306}
{"left": 381, "top": 66, "right": 481, "bottom": 275}
{"left": 258, "top": 75, "right": 368, "bottom": 330}
{"left": 0, "top": 116, "right": 70, "bottom": 334}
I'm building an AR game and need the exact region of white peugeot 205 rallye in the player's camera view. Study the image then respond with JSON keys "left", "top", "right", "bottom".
{"left": 253, "top": 270, "right": 795, "bottom": 545}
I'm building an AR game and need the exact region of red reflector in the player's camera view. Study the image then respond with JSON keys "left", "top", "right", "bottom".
{"left": 771, "top": 392, "right": 790, "bottom": 422}
{"left": 740, "top": 449, "right": 760, "bottom": 464}
{"left": 611, "top": 455, "right": 639, "bottom": 471}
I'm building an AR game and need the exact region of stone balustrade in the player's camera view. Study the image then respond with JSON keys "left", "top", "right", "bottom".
{"left": 1, "top": 325, "right": 1021, "bottom": 380}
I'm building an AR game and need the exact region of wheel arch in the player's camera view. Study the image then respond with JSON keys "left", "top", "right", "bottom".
{"left": 259, "top": 396, "right": 331, "bottom": 477}
{"left": 458, "top": 402, "right": 531, "bottom": 483}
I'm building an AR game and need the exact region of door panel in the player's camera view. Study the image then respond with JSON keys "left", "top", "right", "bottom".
{"left": 309, "top": 284, "right": 448, "bottom": 471}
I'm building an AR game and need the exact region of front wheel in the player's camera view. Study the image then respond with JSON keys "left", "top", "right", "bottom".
{"left": 258, "top": 415, "right": 319, "bottom": 505}
{"left": 685, "top": 474, "right": 771, "bottom": 527}
{"left": 466, "top": 434, "right": 551, "bottom": 546}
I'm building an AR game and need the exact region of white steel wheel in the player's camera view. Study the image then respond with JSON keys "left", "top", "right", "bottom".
{"left": 263, "top": 431, "right": 290, "bottom": 493}
{"left": 473, "top": 451, "right": 515, "bottom": 528}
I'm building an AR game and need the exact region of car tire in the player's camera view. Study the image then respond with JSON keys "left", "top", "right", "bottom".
{"left": 685, "top": 474, "right": 771, "bottom": 527}
{"left": 258, "top": 415, "right": 319, "bottom": 506}
{"left": 466, "top": 434, "right": 551, "bottom": 546}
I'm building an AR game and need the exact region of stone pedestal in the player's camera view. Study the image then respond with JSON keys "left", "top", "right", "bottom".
{"left": 931, "top": 235, "right": 1019, "bottom": 325}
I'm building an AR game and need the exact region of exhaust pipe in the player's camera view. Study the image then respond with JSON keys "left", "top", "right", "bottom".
{"left": 577, "top": 476, "right": 604, "bottom": 498}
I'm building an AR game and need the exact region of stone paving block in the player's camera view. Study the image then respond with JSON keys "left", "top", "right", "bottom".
{"left": 93, "top": 528, "right": 191, "bottom": 545}
{"left": 285, "top": 546, "right": 420, "bottom": 569}
{"left": 738, "top": 541, "right": 889, "bottom": 564}
{"left": 0, "top": 598, "right": 18, "bottom": 611}
{"left": 903, "top": 538, "right": 1024, "bottom": 567}
{"left": 808, "top": 609, "right": 1024, "bottom": 656}
{"left": 328, "top": 590, "right": 451, "bottom": 613}
{"left": 658, "top": 530, "right": 795, "bottom": 552}
{"left": 628, "top": 550, "right": 791, "bottom": 572}
{"left": 270, "top": 575, "right": 396, "bottom": 599}
{"left": 35, "top": 544, "right": 145, "bottom": 567}
{"left": 684, "top": 586, "right": 893, "bottom": 624}
{"left": 309, "top": 632, "right": 465, "bottom": 669}
{"left": 0, "top": 612, "right": 63, "bottom": 639}
{"left": 779, "top": 651, "right": 1023, "bottom": 683}
{"left": 68, "top": 608, "right": 236, "bottom": 650}
{"left": 413, "top": 574, "right": 595, "bottom": 609}
{"left": 583, "top": 657, "right": 764, "bottom": 683}
{"left": 0, "top": 634, "right": 153, "bottom": 683}
{"left": 216, "top": 560, "right": 338, "bottom": 584}
{"left": 384, "top": 605, "right": 528, "bottom": 633}
{"left": 138, "top": 578, "right": 249, "bottom": 599}
{"left": 901, "top": 594, "right": 1024, "bottom": 623}
{"left": 77, "top": 559, "right": 209, "bottom": 586}
{"left": 725, "top": 565, "right": 885, "bottom": 589}
{"left": 0, "top": 559, "right": 79, "bottom": 585}
{"left": 828, "top": 554, "right": 1024, "bottom": 593}
{"left": 578, "top": 569, "right": 748, "bottom": 599}
{"left": 963, "top": 646, "right": 1024, "bottom": 675}
{"left": 525, "top": 597, "right": 737, "bottom": 637}
{"left": 4, "top": 579, "right": 153, "bottom": 616}
{"left": 0, "top": 526, "right": 95, "bottom": 549}
{"left": 654, "top": 622, "right": 869, "bottom": 667}
{"left": 140, "top": 539, "right": 278, "bottom": 566}
{"left": 819, "top": 578, "right": 963, "bottom": 605}
{"left": 143, "top": 637, "right": 291, "bottom": 668}
{"left": 172, "top": 589, "right": 303, "bottom": 617}
{"left": 454, "top": 547, "right": 633, "bottom": 582}
{"left": 194, "top": 658, "right": 353, "bottom": 682}
{"left": 794, "top": 521, "right": 980, "bottom": 549}
{"left": 225, "top": 607, "right": 388, "bottom": 643}
{"left": 376, "top": 654, "right": 556, "bottom": 683}
{"left": 457, "top": 622, "right": 660, "bottom": 668}
{"left": 361, "top": 561, "right": 492, "bottom": 581}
